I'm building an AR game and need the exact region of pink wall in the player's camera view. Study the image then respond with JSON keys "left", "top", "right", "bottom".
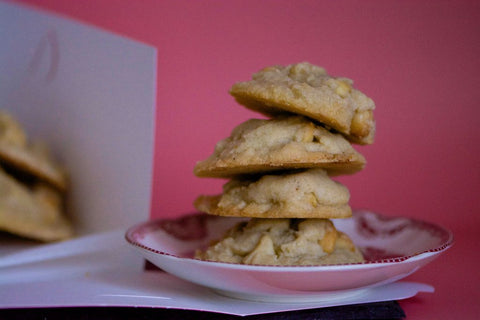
{"left": 13, "top": 0, "right": 478, "bottom": 226}
{"left": 16, "top": 0, "right": 479, "bottom": 230}
{"left": 10, "top": 0, "right": 480, "bottom": 318}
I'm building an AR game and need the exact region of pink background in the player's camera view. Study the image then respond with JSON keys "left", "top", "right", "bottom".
{"left": 12, "top": 0, "right": 480, "bottom": 318}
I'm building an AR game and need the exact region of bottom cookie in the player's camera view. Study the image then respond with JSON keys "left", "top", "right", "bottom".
{"left": 195, "top": 217, "right": 364, "bottom": 266}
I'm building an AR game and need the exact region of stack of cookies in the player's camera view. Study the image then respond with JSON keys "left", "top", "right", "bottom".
{"left": 0, "top": 110, "right": 73, "bottom": 242}
{"left": 193, "top": 62, "right": 375, "bottom": 266}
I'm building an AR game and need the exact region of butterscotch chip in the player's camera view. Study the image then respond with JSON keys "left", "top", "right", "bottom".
{"left": 230, "top": 62, "right": 375, "bottom": 144}
{"left": 0, "top": 111, "right": 67, "bottom": 191}
{"left": 195, "top": 218, "right": 364, "bottom": 266}
{"left": 194, "top": 116, "right": 365, "bottom": 178}
{"left": 0, "top": 167, "right": 73, "bottom": 242}
{"left": 194, "top": 168, "right": 351, "bottom": 219}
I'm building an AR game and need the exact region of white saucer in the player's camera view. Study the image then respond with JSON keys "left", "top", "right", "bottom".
{"left": 125, "top": 210, "right": 453, "bottom": 303}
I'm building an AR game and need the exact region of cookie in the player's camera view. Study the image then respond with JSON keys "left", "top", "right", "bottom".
{"left": 194, "top": 116, "right": 366, "bottom": 178}
{"left": 195, "top": 217, "right": 364, "bottom": 266}
{"left": 0, "top": 110, "right": 67, "bottom": 191}
{"left": 0, "top": 167, "right": 73, "bottom": 242}
{"left": 230, "top": 62, "right": 375, "bottom": 144}
{"left": 194, "top": 168, "right": 351, "bottom": 219}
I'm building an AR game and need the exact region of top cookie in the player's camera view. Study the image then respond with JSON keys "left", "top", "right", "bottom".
{"left": 194, "top": 116, "right": 366, "bottom": 178}
{"left": 0, "top": 110, "right": 67, "bottom": 191}
{"left": 230, "top": 62, "right": 375, "bottom": 145}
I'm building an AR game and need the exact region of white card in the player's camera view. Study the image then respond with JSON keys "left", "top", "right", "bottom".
{"left": 0, "top": 1, "right": 157, "bottom": 236}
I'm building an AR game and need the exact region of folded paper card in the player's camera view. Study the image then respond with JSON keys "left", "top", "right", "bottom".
{"left": 0, "top": 1, "right": 156, "bottom": 239}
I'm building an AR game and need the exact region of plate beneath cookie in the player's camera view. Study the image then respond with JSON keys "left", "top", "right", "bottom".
{"left": 125, "top": 210, "right": 453, "bottom": 303}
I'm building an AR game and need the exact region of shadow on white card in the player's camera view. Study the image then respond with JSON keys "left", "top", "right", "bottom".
{"left": 0, "top": 2, "right": 157, "bottom": 240}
